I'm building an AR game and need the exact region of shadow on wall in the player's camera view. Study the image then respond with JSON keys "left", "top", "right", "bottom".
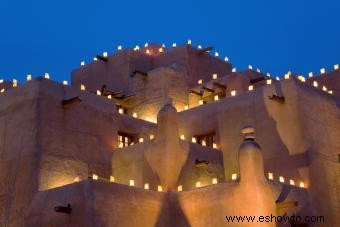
{"left": 155, "top": 192, "right": 190, "bottom": 227}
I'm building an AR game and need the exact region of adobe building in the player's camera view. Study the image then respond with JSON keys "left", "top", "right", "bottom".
{"left": 0, "top": 43, "right": 339, "bottom": 227}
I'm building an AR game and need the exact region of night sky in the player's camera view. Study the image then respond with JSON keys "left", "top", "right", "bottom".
{"left": 1, "top": 0, "right": 339, "bottom": 83}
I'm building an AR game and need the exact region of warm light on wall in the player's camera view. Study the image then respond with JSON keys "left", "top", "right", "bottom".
{"left": 289, "top": 179, "right": 295, "bottom": 186}
{"left": 149, "top": 134, "right": 155, "bottom": 140}
{"left": 198, "top": 79, "right": 203, "bottom": 85}
{"left": 214, "top": 95, "right": 219, "bottom": 101}
{"left": 92, "top": 174, "right": 98, "bottom": 180}
{"left": 266, "top": 79, "right": 272, "bottom": 85}
{"left": 248, "top": 85, "right": 254, "bottom": 91}
{"left": 144, "top": 183, "right": 149, "bottom": 190}
{"left": 213, "top": 143, "right": 217, "bottom": 149}
{"left": 27, "top": 74, "right": 32, "bottom": 81}
{"left": 322, "top": 86, "right": 327, "bottom": 91}
{"left": 44, "top": 73, "right": 50, "bottom": 79}
{"left": 63, "top": 80, "right": 68, "bottom": 85}
{"left": 279, "top": 176, "right": 285, "bottom": 183}
{"left": 80, "top": 84, "right": 86, "bottom": 91}
{"left": 334, "top": 64, "right": 339, "bottom": 70}
{"left": 212, "top": 178, "right": 218, "bottom": 184}
{"left": 184, "top": 105, "right": 189, "bottom": 110}
{"left": 320, "top": 68, "right": 326, "bottom": 74}
{"left": 308, "top": 72, "right": 313, "bottom": 77}
{"left": 313, "top": 81, "right": 318, "bottom": 87}
{"left": 158, "top": 185, "right": 163, "bottom": 192}
{"left": 139, "top": 138, "right": 144, "bottom": 143}
{"left": 231, "top": 90, "right": 236, "bottom": 96}
{"left": 103, "top": 51, "right": 108, "bottom": 57}
{"left": 198, "top": 100, "right": 204, "bottom": 105}
{"left": 180, "top": 134, "right": 185, "bottom": 140}
{"left": 212, "top": 73, "right": 218, "bottom": 79}
{"left": 231, "top": 173, "right": 237, "bottom": 180}
{"left": 129, "top": 180, "right": 135, "bottom": 186}
{"left": 110, "top": 176, "right": 115, "bottom": 182}
{"left": 177, "top": 185, "right": 183, "bottom": 192}
{"left": 195, "top": 181, "right": 201, "bottom": 188}
{"left": 192, "top": 137, "right": 197, "bottom": 143}
{"left": 299, "top": 182, "right": 305, "bottom": 188}
{"left": 74, "top": 177, "right": 80, "bottom": 182}
{"left": 172, "top": 43, "right": 177, "bottom": 47}
{"left": 132, "top": 112, "right": 138, "bottom": 118}
{"left": 81, "top": 61, "right": 85, "bottom": 66}
{"left": 268, "top": 173, "right": 273, "bottom": 180}
{"left": 96, "top": 90, "right": 101, "bottom": 96}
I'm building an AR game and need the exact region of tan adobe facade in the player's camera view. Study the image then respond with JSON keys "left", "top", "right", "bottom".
{"left": 0, "top": 43, "right": 339, "bottom": 226}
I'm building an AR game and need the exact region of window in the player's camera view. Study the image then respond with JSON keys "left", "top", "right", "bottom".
{"left": 195, "top": 132, "right": 216, "bottom": 148}
{"left": 118, "top": 132, "right": 134, "bottom": 148}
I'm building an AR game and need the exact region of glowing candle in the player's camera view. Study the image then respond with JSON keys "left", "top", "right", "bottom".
{"left": 129, "top": 180, "right": 135, "bottom": 186}
{"left": 198, "top": 79, "right": 203, "bottom": 84}
{"left": 139, "top": 138, "right": 144, "bottom": 143}
{"left": 110, "top": 176, "right": 115, "bottom": 182}
{"left": 180, "top": 134, "right": 185, "bottom": 140}
{"left": 231, "top": 173, "right": 237, "bottom": 180}
{"left": 279, "top": 176, "right": 285, "bottom": 183}
{"left": 214, "top": 52, "right": 219, "bottom": 57}
{"left": 268, "top": 173, "right": 273, "bottom": 180}
{"left": 63, "top": 80, "right": 68, "bottom": 85}
{"left": 144, "top": 183, "right": 149, "bottom": 190}
{"left": 27, "top": 74, "right": 32, "bottom": 81}
{"left": 224, "top": 57, "right": 229, "bottom": 62}
{"left": 81, "top": 61, "right": 85, "bottom": 66}
{"left": 231, "top": 90, "right": 236, "bottom": 96}
{"left": 195, "top": 181, "right": 201, "bottom": 188}
{"left": 213, "top": 143, "right": 217, "bottom": 149}
{"left": 184, "top": 105, "right": 189, "bottom": 110}
{"left": 103, "top": 51, "right": 108, "bottom": 57}
{"left": 212, "top": 73, "right": 218, "bottom": 79}
{"left": 232, "top": 68, "right": 237, "bottom": 72}
{"left": 248, "top": 65, "right": 253, "bottom": 70}
{"left": 334, "top": 64, "right": 339, "bottom": 70}
{"left": 192, "top": 137, "right": 197, "bottom": 143}
{"left": 212, "top": 178, "right": 218, "bottom": 184}
{"left": 157, "top": 185, "right": 163, "bottom": 192}
{"left": 199, "top": 100, "right": 204, "bottom": 105}
{"left": 320, "top": 68, "right": 326, "bottom": 74}
{"left": 172, "top": 43, "right": 176, "bottom": 47}
{"left": 266, "top": 79, "right": 272, "bottom": 85}
{"left": 313, "top": 81, "right": 318, "bottom": 87}
{"left": 248, "top": 85, "right": 254, "bottom": 91}
{"left": 117, "top": 45, "right": 122, "bottom": 50}
{"left": 308, "top": 72, "right": 313, "bottom": 77}
{"left": 133, "top": 112, "right": 138, "bottom": 118}
{"left": 118, "top": 108, "right": 124, "bottom": 114}
{"left": 80, "top": 84, "right": 86, "bottom": 91}
{"left": 177, "top": 185, "right": 183, "bottom": 191}
{"left": 187, "top": 39, "right": 192, "bottom": 45}
{"left": 289, "top": 179, "right": 295, "bottom": 186}
{"left": 44, "top": 73, "right": 50, "bottom": 79}
{"left": 214, "top": 95, "right": 219, "bottom": 101}
{"left": 92, "top": 174, "right": 98, "bottom": 180}
{"left": 149, "top": 134, "right": 155, "bottom": 140}
{"left": 96, "top": 90, "right": 101, "bottom": 96}
{"left": 299, "top": 182, "right": 305, "bottom": 188}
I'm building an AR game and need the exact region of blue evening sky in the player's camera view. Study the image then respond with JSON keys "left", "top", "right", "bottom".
{"left": 0, "top": 0, "right": 339, "bottom": 83}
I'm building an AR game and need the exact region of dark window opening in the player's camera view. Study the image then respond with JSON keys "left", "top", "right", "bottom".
{"left": 118, "top": 132, "right": 134, "bottom": 148}
{"left": 195, "top": 132, "right": 216, "bottom": 148}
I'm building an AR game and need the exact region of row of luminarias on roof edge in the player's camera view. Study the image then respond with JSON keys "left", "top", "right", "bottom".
{"left": 80, "top": 39, "right": 228, "bottom": 66}
{"left": 84, "top": 172, "right": 305, "bottom": 192}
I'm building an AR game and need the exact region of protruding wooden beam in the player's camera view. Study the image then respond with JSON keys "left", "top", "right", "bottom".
{"left": 96, "top": 55, "right": 108, "bottom": 62}
{"left": 198, "top": 46, "right": 213, "bottom": 54}
{"left": 131, "top": 70, "right": 148, "bottom": 78}
{"left": 202, "top": 86, "right": 215, "bottom": 93}
{"left": 213, "top": 82, "right": 226, "bottom": 90}
{"left": 268, "top": 95, "right": 285, "bottom": 103}
{"left": 54, "top": 204, "right": 72, "bottom": 214}
{"left": 189, "top": 90, "right": 203, "bottom": 96}
{"left": 62, "top": 97, "right": 82, "bottom": 109}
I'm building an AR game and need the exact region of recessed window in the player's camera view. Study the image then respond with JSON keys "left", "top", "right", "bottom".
{"left": 195, "top": 132, "right": 216, "bottom": 148}
{"left": 118, "top": 132, "right": 134, "bottom": 148}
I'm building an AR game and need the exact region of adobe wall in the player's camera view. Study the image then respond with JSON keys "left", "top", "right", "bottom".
{"left": 25, "top": 180, "right": 311, "bottom": 227}
{"left": 0, "top": 81, "right": 41, "bottom": 227}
